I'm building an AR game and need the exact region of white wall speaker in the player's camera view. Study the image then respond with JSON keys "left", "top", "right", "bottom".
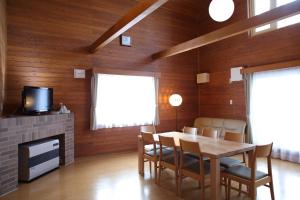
{"left": 230, "top": 67, "right": 243, "bottom": 82}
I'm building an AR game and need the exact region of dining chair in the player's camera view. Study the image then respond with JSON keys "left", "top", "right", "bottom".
{"left": 222, "top": 143, "right": 275, "bottom": 200}
{"left": 220, "top": 132, "right": 247, "bottom": 197}
{"left": 140, "top": 125, "right": 159, "bottom": 150}
{"left": 141, "top": 132, "right": 159, "bottom": 183}
{"left": 202, "top": 127, "right": 218, "bottom": 138}
{"left": 157, "top": 135, "right": 179, "bottom": 194}
{"left": 221, "top": 132, "right": 247, "bottom": 168}
{"left": 182, "top": 126, "right": 198, "bottom": 135}
{"left": 140, "top": 125, "right": 156, "bottom": 134}
{"left": 178, "top": 139, "right": 210, "bottom": 199}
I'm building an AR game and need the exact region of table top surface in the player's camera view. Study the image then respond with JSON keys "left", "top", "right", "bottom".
{"left": 152, "top": 132, "right": 255, "bottom": 159}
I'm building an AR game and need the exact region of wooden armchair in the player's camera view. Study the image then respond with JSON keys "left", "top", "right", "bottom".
{"left": 182, "top": 126, "right": 198, "bottom": 135}
{"left": 178, "top": 139, "right": 210, "bottom": 199}
{"left": 157, "top": 136, "right": 178, "bottom": 193}
{"left": 222, "top": 143, "right": 275, "bottom": 200}
{"left": 220, "top": 132, "right": 247, "bottom": 168}
{"left": 202, "top": 127, "right": 218, "bottom": 138}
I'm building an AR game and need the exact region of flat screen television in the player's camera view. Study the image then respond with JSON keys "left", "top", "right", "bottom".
{"left": 22, "top": 86, "right": 53, "bottom": 114}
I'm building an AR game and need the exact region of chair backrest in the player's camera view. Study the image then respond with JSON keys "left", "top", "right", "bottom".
{"left": 182, "top": 126, "right": 198, "bottom": 135}
{"left": 159, "top": 136, "right": 177, "bottom": 162}
{"left": 159, "top": 135, "right": 175, "bottom": 148}
{"left": 255, "top": 143, "right": 273, "bottom": 158}
{"left": 141, "top": 132, "right": 155, "bottom": 145}
{"left": 224, "top": 132, "right": 244, "bottom": 143}
{"left": 250, "top": 143, "right": 273, "bottom": 181}
{"left": 179, "top": 139, "right": 201, "bottom": 156}
{"left": 202, "top": 127, "right": 218, "bottom": 139}
{"left": 140, "top": 125, "right": 156, "bottom": 134}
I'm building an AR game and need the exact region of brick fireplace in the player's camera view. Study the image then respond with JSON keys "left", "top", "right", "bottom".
{"left": 0, "top": 113, "right": 74, "bottom": 196}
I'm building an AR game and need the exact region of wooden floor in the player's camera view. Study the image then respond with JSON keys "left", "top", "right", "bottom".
{"left": 2, "top": 152, "right": 300, "bottom": 200}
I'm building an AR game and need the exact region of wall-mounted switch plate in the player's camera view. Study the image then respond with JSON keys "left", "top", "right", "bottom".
{"left": 74, "top": 69, "right": 85, "bottom": 79}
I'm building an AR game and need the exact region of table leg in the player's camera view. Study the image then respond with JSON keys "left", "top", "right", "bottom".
{"left": 138, "top": 137, "right": 144, "bottom": 175}
{"left": 210, "top": 157, "right": 221, "bottom": 200}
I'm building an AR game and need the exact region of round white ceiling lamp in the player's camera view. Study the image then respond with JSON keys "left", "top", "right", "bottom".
{"left": 209, "top": 0, "right": 235, "bottom": 22}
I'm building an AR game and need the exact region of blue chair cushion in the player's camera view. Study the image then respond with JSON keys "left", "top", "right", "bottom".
{"left": 220, "top": 157, "right": 242, "bottom": 168}
{"left": 225, "top": 165, "right": 268, "bottom": 180}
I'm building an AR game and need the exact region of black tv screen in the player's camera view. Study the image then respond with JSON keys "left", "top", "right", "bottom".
{"left": 22, "top": 86, "right": 53, "bottom": 113}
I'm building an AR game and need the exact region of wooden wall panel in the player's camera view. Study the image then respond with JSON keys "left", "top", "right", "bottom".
{"left": 197, "top": 0, "right": 300, "bottom": 120}
{"left": 0, "top": 0, "right": 6, "bottom": 116}
{"left": 5, "top": 0, "right": 199, "bottom": 156}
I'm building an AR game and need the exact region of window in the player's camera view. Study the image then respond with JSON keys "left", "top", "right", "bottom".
{"left": 90, "top": 73, "right": 159, "bottom": 129}
{"left": 250, "top": 67, "right": 300, "bottom": 163}
{"left": 250, "top": 0, "right": 300, "bottom": 35}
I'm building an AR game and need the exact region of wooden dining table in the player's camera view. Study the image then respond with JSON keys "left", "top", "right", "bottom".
{"left": 138, "top": 131, "right": 256, "bottom": 200}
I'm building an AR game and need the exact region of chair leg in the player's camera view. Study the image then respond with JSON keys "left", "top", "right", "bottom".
{"left": 269, "top": 180, "right": 275, "bottom": 200}
{"left": 223, "top": 177, "right": 228, "bottom": 200}
{"left": 238, "top": 183, "right": 242, "bottom": 196}
{"left": 149, "top": 161, "right": 152, "bottom": 174}
{"left": 200, "top": 178, "right": 205, "bottom": 200}
{"left": 154, "top": 161, "right": 157, "bottom": 183}
{"left": 178, "top": 172, "right": 182, "bottom": 197}
{"left": 227, "top": 179, "right": 231, "bottom": 200}
{"left": 158, "top": 163, "right": 162, "bottom": 185}
{"left": 175, "top": 170, "right": 179, "bottom": 195}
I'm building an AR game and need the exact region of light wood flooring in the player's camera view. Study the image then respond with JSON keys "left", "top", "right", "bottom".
{"left": 1, "top": 152, "right": 300, "bottom": 200}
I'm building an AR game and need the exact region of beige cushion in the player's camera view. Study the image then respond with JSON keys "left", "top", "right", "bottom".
{"left": 193, "top": 117, "right": 246, "bottom": 139}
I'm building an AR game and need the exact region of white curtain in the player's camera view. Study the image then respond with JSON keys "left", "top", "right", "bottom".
{"left": 250, "top": 67, "right": 300, "bottom": 163}
{"left": 91, "top": 73, "right": 159, "bottom": 130}
{"left": 90, "top": 73, "right": 98, "bottom": 130}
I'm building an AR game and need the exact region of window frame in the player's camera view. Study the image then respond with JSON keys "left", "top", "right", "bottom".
{"left": 90, "top": 68, "right": 161, "bottom": 130}
{"left": 249, "top": 0, "right": 299, "bottom": 36}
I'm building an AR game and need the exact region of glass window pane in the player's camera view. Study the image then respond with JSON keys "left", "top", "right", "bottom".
{"left": 95, "top": 74, "right": 156, "bottom": 128}
{"left": 254, "top": 0, "right": 271, "bottom": 15}
{"left": 255, "top": 24, "right": 271, "bottom": 32}
{"left": 277, "top": 14, "right": 300, "bottom": 28}
{"left": 276, "top": 0, "right": 296, "bottom": 7}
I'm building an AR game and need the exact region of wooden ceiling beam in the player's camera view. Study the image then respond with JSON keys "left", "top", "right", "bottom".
{"left": 89, "top": 0, "right": 168, "bottom": 53}
{"left": 152, "top": 1, "right": 300, "bottom": 59}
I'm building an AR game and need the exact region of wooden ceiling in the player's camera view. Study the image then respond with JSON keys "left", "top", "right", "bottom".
{"left": 152, "top": 0, "right": 300, "bottom": 59}
{"left": 89, "top": 0, "right": 300, "bottom": 60}
{"left": 88, "top": 0, "right": 168, "bottom": 52}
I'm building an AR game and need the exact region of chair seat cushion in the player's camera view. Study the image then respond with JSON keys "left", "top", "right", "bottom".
{"left": 182, "top": 158, "right": 210, "bottom": 174}
{"left": 144, "top": 144, "right": 166, "bottom": 151}
{"left": 220, "top": 157, "right": 242, "bottom": 168}
{"left": 145, "top": 147, "right": 173, "bottom": 157}
{"left": 224, "top": 165, "right": 268, "bottom": 180}
{"left": 185, "top": 152, "right": 209, "bottom": 161}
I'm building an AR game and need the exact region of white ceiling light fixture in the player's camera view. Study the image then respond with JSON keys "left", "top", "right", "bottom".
{"left": 209, "top": 0, "right": 235, "bottom": 22}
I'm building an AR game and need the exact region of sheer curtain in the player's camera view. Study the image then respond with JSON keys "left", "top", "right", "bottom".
{"left": 250, "top": 67, "right": 300, "bottom": 163}
{"left": 91, "top": 73, "right": 159, "bottom": 130}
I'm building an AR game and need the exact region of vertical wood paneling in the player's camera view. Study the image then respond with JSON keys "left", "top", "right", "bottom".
{"left": 0, "top": 0, "right": 6, "bottom": 115}
{"left": 5, "top": 0, "right": 200, "bottom": 156}
{"left": 197, "top": 0, "right": 300, "bottom": 120}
